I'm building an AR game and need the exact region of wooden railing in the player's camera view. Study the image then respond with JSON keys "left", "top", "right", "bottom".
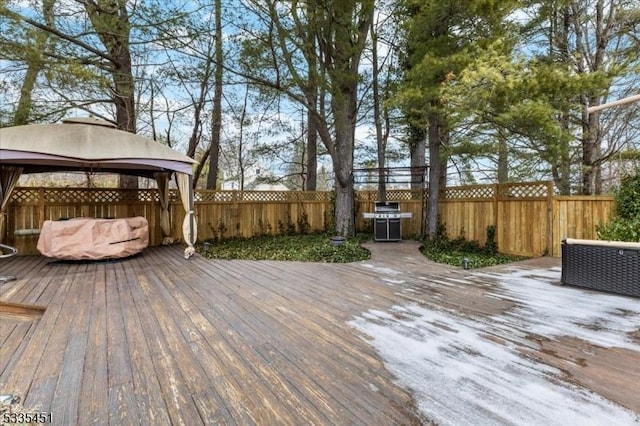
{"left": 4, "top": 182, "right": 615, "bottom": 257}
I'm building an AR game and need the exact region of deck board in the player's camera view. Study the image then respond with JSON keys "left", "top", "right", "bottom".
{"left": 78, "top": 263, "right": 110, "bottom": 425}
{"left": 118, "top": 269, "right": 172, "bottom": 425}
{"left": 0, "top": 321, "right": 37, "bottom": 377}
{"left": 1, "top": 243, "right": 638, "bottom": 424}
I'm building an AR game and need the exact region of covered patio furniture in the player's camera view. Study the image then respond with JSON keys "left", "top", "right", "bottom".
{"left": 37, "top": 217, "right": 149, "bottom": 260}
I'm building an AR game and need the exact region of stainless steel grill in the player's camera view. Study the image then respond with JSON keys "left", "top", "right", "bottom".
{"left": 362, "top": 201, "right": 412, "bottom": 241}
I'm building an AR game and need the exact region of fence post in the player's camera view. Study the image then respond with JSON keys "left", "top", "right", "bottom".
{"left": 546, "top": 181, "right": 554, "bottom": 256}
{"left": 38, "top": 187, "right": 45, "bottom": 228}
{"left": 149, "top": 188, "right": 157, "bottom": 246}
{"left": 492, "top": 183, "right": 499, "bottom": 243}
{"left": 231, "top": 191, "right": 239, "bottom": 238}
{"left": 421, "top": 187, "right": 427, "bottom": 236}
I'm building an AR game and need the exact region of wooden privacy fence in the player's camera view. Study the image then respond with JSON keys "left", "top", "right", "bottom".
{"left": 4, "top": 188, "right": 335, "bottom": 256}
{"left": 4, "top": 182, "right": 615, "bottom": 257}
{"left": 437, "top": 182, "right": 616, "bottom": 257}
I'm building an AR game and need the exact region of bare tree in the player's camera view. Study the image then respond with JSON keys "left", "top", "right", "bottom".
{"left": 206, "top": 0, "right": 223, "bottom": 190}
{"left": 525, "top": 0, "right": 640, "bottom": 194}
{"left": 237, "top": 0, "right": 374, "bottom": 236}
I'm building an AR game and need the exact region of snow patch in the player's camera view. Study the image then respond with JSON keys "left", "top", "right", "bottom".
{"left": 350, "top": 266, "right": 640, "bottom": 425}
{"left": 361, "top": 263, "right": 402, "bottom": 275}
{"left": 479, "top": 267, "right": 640, "bottom": 351}
{"left": 381, "top": 278, "right": 406, "bottom": 286}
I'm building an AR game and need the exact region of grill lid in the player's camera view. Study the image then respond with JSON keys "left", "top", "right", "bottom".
{"left": 374, "top": 201, "right": 400, "bottom": 212}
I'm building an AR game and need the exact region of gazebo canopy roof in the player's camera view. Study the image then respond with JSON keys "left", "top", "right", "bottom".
{"left": 0, "top": 117, "right": 196, "bottom": 177}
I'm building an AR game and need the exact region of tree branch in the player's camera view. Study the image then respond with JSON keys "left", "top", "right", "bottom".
{"left": 16, "top": 13, "right": 115, "bottom": 63}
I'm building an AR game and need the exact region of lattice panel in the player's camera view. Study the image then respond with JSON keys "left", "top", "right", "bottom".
{"left": 10, "top": 184, "right": 552, "bottom": 206}
{"left": 386, "top": 190, "right": 423, "bottom": 201}
{"left": 291, "top": 192, "right": 333, "bottom": 201}
{"left": 167, "top": 190, "right": 182, "bottom": 202}
{"left": 192, "top": 191, "right": 333, "bottom": 203}
{"left": 357, "top": 190, "right": 423, "bottom": 201}
{"left": 243, "top": 191, "right": 294, "bottom": 202}
{"left": 43, "top": 189, "right": 91, "bottom": 203}
{"left": 10, "top": 188, "right": 40, "bottom": 203}
{"left": 444, "top": 186, "right": 495, "bottom": 199}
{"left": 194, "top": 191, "right": 233, "bottom": 202}
{"left": 38, "top": 188, "right": 155, "bottom": 203}
{"left": 191, "top": 191, "right": 245, "bottom": 202}
{"left": 137, "top": 190, "right": 159, "bottom": 202}
{"left": 356, "top": 192, "right": 377, "bottom": 202}
{"left": 498, "top": 183, "right": 549, "bottom": 199}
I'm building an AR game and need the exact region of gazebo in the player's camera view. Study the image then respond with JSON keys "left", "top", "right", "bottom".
{"left": 0, "top": 117, "right": 198, "bottom": 258}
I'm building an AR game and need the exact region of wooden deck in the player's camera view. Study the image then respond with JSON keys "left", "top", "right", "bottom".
{"left": 1, "top": 242, "right": 639, "bottom": 425}
{"left": 1, "top": 245, "right": 426, "bottom": 425}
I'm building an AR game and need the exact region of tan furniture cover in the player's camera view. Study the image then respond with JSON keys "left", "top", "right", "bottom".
{"left": 37, "top": 217, "right": 149, "bottom": 260}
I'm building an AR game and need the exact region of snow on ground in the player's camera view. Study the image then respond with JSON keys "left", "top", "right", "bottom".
{"left": 479, "top": 267, "right": 640, "bottom": 351}
{"left": 361, "top": 263, "right": 403, "bottom": 276}
{"left": 350, "top": 266, "right": 640, "bottom": 425}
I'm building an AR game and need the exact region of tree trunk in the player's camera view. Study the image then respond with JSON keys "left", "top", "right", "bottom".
{"left": 581, "top": 101, "right": 600, "bottom": 195}
{"left": 438, "top": 150, "right": 448, "bottom": 193}
{"left": 334, "top": 170, "right": 355, "bottom": 236}
{"left": 376, "top": 145, "right": 387, "bottom": 201}
{"left": 13, "top": 47, "right": 43, "bottom": 125}
{"left": 497, "top": 134, "right": 509, "bottom": 183}
{"left": 371, "top": 19, "right": 386, "bottom": 201}
{"left": 325, "top": 0, "right": 372, "bottom": 236}
{"left": 305, "top": 105, "right": 318, "bottom": 191}
{"left": 426, "top": 111, "right": 443, "bottom": 238}
{"left": 206, "top": 0, "right": 223, "bottom": 190}
{"left": 553, "top": 111, "right": 572, "bottom": 195}
{"left": 186, "top": 97, "right": 204, "bottom": 158}
{"left": 332, "top": 105, "right": 356, "bottom": 236}
{"left": 84, "top": 0, "right": 137, "bottom": 189}
{"left": 330, "top": 59, "right": 358, "bottom": 236}
{"left": 206, "top": 138, "right": 220, "bottom": 190}
{"left": 552, "top": 162, "right": 571, "bottom": 195}
{"left": 304, "top": 14, "right": 318, "bottom": 192}
{"left": 13, "top": 0, "right": 55, "bottom": 125}
{"left": 193, "top": 147, "right": 209, "bottom": 189}
{"left": 114, "top": 49, "right": 138, "bottom": 189}
{"left": 553, "top": 7, "right": 572, "bottom": 195}
{"left": 571, "top": 0, "right": 609, "bottom": 195}
{"left": 409, "top": 124, "right": 426, "bottom": 191}
{"left": 333, "top": 164, "right": 355, "bottom": 236}
{"left": 110, "top": 18, "right": 136, "bottom": 190}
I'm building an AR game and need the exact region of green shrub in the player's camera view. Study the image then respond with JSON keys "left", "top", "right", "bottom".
{"left": 286, "top": 214, "right": 296, "bottom": 235}
{"left": 420, "top": 245, "right": 526, "bottom": 268}
{"left": 614, "top": 173, "right": 640, "bottom": 219}
{"left": 421, "top": 223, "right": 525, "bottom": 268}
{"left": 297, "top": 211, "right": 311, "bottom": 234}
{"left": 485, "top": 225, "right": 498, "bottom": 255}
{"left": 597, "top": 216, "right": 640, "bottom": 242}
{"left": 197, "top": 233, "right": 370, "bottom": 263}
{"left": 597, "top": 173, "right": 640, "bottom": 242}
